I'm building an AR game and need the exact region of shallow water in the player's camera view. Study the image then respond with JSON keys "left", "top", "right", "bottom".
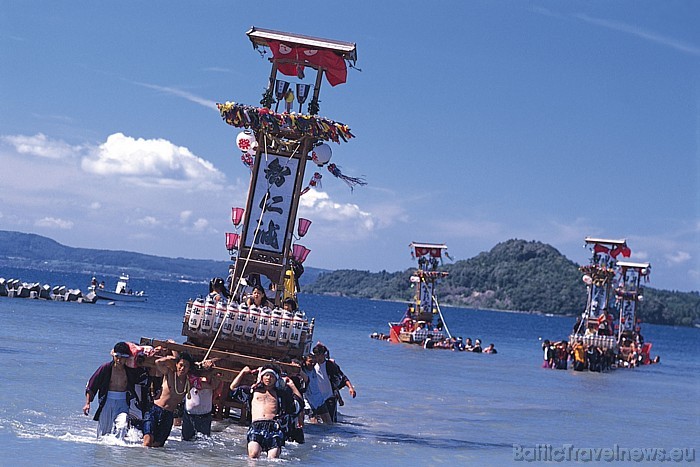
{"left": 0, "top": 268, "right": 698, "bottom": 465}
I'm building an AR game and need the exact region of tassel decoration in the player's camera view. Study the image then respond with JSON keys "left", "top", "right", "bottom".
{"left": 327, "top": 163, "right": 367, "bottom": 191}
{"left": 217, "top": 102, "right": 355, "bottom": 143}
{"left": 300, "top": 172, "right": 323, "bottom": 196}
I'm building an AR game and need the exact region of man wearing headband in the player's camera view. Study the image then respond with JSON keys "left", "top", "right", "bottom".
{"left": 83, "top": 342, "right": 148, "bottom": 439}
{"left": 229, "top": 364, "right": 303, "bottom": 459}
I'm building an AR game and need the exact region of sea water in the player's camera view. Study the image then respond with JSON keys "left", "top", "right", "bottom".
{"left": 0, "top": 268, "right": 698, "bottom": 466}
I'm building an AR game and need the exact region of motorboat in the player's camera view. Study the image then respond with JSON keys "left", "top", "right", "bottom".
{"left": 94, "top": 274, "right": 148, "bottom": 302}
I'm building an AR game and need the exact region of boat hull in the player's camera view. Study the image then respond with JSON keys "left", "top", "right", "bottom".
{"left": 95, "top": 289, "right": 147, "bottom": 302}
{"left": 388, "top": 323, "right": 446, "bottom": 345}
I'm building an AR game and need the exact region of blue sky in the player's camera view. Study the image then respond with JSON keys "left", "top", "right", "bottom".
{"left": 1, "top": 1, "right": 698, "bottom": 292}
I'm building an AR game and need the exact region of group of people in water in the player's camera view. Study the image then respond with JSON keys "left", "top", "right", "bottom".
{"left": 541, "top": 317, "right": 659, "bottom": 372}
{"left": 370, "top": 331, "right": 497, "bottom": 353}
{"left": 84, "top": 339, "right": 356, "bottom": 459}
{"left": 425, "top": 336, "right": 497, "bottom": 353}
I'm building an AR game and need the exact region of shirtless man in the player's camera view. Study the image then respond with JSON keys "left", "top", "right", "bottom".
{"left": 142, "top": 352, "right": 194, "bottom": 447}
{"left": 229, "top": 365, "right": 303, "bottom": 459}
{"left": 84, "top": 342, "right": 147, "bottom": 439}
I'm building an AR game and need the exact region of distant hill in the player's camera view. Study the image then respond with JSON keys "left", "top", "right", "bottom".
{"left": 0, "top": 230, "right": 325, "bottom": 286}
{"left": 2, "top": 231, "right": 697, "bottom": 327}
{"left": 305, "top": 239, "right": 700, "bottom": 327}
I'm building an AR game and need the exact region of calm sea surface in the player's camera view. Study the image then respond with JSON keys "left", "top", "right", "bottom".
{"left": 0, "top": 267, "right": 698, "bottom": 466}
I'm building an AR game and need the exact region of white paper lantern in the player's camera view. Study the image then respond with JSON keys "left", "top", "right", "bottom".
{"left": 311, "top": 143, "right": 332, "bottom": 166}
{"left": 236, "top": 130, "right": 256, "bottom": 153}
{"left": 247, "top": 140, "right": 258, "bottom": 156}
{"left": 582, "top": 275, "right": 593, "bottom": 285}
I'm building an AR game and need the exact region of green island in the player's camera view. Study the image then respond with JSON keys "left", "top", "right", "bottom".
{"left": 305, "top": 239, "right": 700, "bottom": 328}
{"left": 1, "top": 231, "right": 697, "bottom": 327}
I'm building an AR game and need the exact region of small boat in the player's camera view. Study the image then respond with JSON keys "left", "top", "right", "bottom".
{"left": 387, "top": 242, "right": 453, "bottom": 348}
{"left": 94, "top": 274, "right": 148, "bottom": 302}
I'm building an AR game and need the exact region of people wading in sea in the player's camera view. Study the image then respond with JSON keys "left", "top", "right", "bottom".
{"left": 182, "top": 360, "right": 219, "bottom": 441}
{"left": 83, "top": 342, "right": 148, "bottom": 439}
{"left": 304, "top": 343, "right": 356, "bottom": 424}
{"left": 142, "top": 352, "right": 195, "bottom": 447}
{"left": 229, "top": 365, "right": 303, "bottom": 459}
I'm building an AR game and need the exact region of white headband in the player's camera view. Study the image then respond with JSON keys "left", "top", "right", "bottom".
{"left": 257, "top": 368, "right": 279, "bottom": 382}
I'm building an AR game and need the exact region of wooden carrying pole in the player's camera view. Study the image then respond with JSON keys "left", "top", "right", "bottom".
{"left": 139, "top": 338, "right": 301, "bottom": 379}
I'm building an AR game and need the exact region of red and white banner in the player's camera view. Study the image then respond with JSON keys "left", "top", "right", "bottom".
{"left": 268, "top": 40, "right": 348, "bottom": 86}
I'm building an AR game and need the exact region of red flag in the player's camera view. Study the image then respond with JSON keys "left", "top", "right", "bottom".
{"left": 312, "top": 49, "right": 347, "bottom": 86}
{"left": 268, "top": 40, "right": 301, "bottom": 77}
{"left": 611, "top": 245, "right": 631, "bottom": 259}
{"left": 415, "top": 247, "right": 429, "bottom": 257}
{"left": 267, "top": 41, "right": 347, "bottom": 87}
{"left": 594, "top": 244, "right": 610, "bottom": 254}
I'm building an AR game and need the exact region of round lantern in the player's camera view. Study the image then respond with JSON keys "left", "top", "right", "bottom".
{"left": 582, "top": 275, "right": 593, "bottom": 285}
{"left": 236, "top": 130, "right": 256, "bottom": 153}
{"left": 311, "top": 143, "right": 332, "bottom": 166}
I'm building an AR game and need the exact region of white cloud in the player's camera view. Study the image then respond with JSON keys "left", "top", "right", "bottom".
{"left": 180, "top": 210, "right": 193, "bottom": 223}
{"left": 299, "top": 189, "right": 374, "bottom": 229}
{"left": 81, "top": 133, "right": 225, "bottom": 187}
{"left": 665, "top": 250, "right": 691, "bottom": 265}
{"left": 1, "top": 133, "right": 80, "bottom": 160}
{"left": 192, "top": 218, "right": 209, "bottom": 231}
{"left": 631, "top": 250, "right": 649, "bottom": 261}
{"left": 0, "top": 131, "right": 247, "bottom": 263}
{"left": 35, "top": 217, "right": 74, "bottom": 229}
{"left": 136, "top": 216, "right": 160, "bottom": 227}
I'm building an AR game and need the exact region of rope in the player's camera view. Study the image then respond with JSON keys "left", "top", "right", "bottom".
{"left": 431, "top": 294, "right": 452, "bottom": 340}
